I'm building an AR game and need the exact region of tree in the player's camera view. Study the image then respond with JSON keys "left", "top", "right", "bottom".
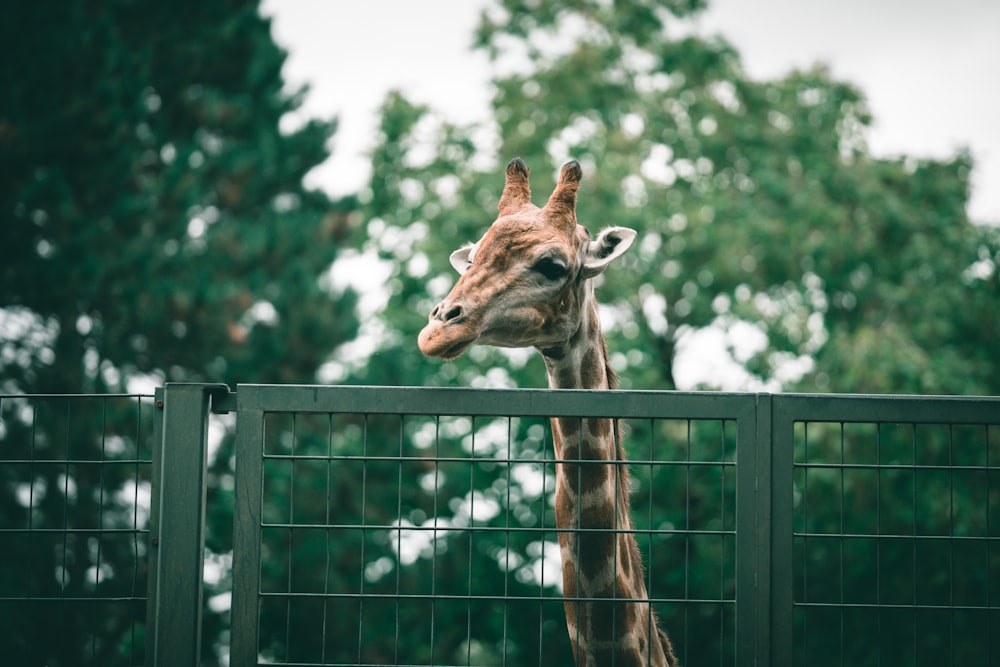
{"left": 355, "top": 0, "right": 999, "bottom": 398}
{"left": 0, "top": 0, "right": 359, "bottom": 395}
{"left": 0, "top": 1, "right": 359, "bottom": 664}
{"left": 347, "top": 0, "right": 1000, "bottom": 663}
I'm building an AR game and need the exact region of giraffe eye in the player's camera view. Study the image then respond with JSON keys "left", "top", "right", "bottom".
{"left": 533, "top": 257, "right": 569, "bottom": 281}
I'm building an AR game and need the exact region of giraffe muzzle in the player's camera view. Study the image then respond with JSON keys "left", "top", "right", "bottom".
{"left": 418, "top": 299, "right": 478, "bottom": 359}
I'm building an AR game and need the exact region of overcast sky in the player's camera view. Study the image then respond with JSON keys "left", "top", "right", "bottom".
{"left": 262, "top": 0, "right": 999, "bottom": 223}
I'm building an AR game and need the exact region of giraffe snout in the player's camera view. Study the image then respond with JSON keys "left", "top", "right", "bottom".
{"left": 419, "top": 299, "right": 478, "bottom": 359}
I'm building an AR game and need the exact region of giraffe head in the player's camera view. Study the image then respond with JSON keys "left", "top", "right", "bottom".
{"left": 418, "top": 158, "right": 637, "bottom": 360}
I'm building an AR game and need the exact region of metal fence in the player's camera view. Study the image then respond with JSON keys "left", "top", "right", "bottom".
{"left": 1, "top": 385, "right": 997, "bottom": 666}
{"left": 0, "top": 392, "right": 156, "bottom": 667}
{"left": 771, "top": 394, "right": 1000, "bottom": 666}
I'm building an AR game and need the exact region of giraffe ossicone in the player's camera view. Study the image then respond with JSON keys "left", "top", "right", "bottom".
{"left": 418, "top": 158, "right": 678, "bottom": 666}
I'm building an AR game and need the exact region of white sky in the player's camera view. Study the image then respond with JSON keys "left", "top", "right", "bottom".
{"left": 263, "top": 0, "right": 1000, "bottom": 222}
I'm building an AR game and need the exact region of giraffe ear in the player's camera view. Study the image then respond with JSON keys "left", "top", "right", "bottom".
{"left": 581, "top": 227, "right": 637, "bottom": 278}
{"left": 449, "top": 244, "right": 475, "bottom": 274}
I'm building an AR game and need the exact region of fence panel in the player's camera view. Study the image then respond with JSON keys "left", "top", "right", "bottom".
{"left": 228, "top": 385, "right": 759, "bottom": 667}
{"left": 770, "top": 394, "right": 1000, "bottom": 667}
{"left": 0, "top": 393, "right": 156, "bottom": 667}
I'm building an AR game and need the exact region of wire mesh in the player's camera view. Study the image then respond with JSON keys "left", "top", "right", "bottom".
{"left": 0, "top": 393, "right": 155, "bottom": 667}
{"left": 792, "top": 419, "right": 1000, "bottom": 666}
{"left": 7, "top": 386, "right": 994, "bottom": 666}
{"left": 247, "top": 408, "right": 738, "bottom": 666}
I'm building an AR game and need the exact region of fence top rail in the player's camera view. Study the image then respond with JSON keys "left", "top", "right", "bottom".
{"left": 771, "top": 392, "right": 1000, "bottom": 425}
{"left": 225, "top": 384, "right": 999, "bottom": 423}
{"left": 4, "top": 386, "right": 995, "bottom": 425}
{"left": 229, "top": 383, "right": 756, "bottom": 419}
{"left": 0, "top": 392, "right": 155, "bottom": 399}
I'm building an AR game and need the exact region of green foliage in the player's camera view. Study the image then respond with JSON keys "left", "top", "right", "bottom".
{"left": 1, "top": 0, "right": 359, "bottom": 394}
{"left": 365, "top": 0, "right": 999, "bottom": 397}
{"left": 1, "top": 1, "right": 359, "bottom": 665}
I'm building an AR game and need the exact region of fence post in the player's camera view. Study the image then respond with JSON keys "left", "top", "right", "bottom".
{"left": 735, "top": 394, "right": 769, "bottom": 665}
{"left": 229, "top": 397, "right": 264, "bottom": 667}
{"left": 768, "top": 395, "right": 795, "bottom": 667}
{"left": 145, "top": 383, "right": 229, "bottom": 667}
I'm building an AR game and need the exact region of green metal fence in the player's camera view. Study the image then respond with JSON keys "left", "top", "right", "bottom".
{"left": 0, "top": 392, "right": 157, "bottom": 667}
{"left": 769, "top": 394, "right": 1000, "bottom": 666}
{"left": 1, "top": 385, "right": 998, "bottom": 666}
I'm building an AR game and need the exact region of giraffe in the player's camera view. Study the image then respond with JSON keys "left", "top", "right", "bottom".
{"left": 418, "top": 158, "right": 678, "bottom": 667}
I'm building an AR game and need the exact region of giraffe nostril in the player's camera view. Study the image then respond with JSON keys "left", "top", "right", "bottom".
{"left": 431, "top": 301, "right": 465, "bottom": 323}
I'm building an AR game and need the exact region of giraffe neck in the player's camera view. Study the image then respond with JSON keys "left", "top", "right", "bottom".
{"left": 540, "top": 292, "right": 676, "bottom": 667}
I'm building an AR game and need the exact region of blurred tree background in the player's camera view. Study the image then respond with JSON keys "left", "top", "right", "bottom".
{"left": 359, "top": 0, "right": 999, "bottom": 396}
{"left": 2, "top": 0, "right": 998, "bottom": 665}
{"left": 345, "top": 1, "right": 999, "bottom": 663}
{"left": 1, "top": 0, "right": 359, "bottom": 395}
{"left": 1, "top": 0, "right": 359, "bottom": 664}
